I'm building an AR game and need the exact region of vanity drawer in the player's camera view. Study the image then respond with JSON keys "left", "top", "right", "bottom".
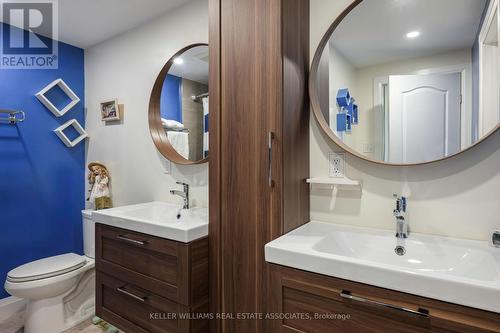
{"left": 95, "top": 223, "right": 208, "bottom": 306}
{"left": 96, "top": 272, "right": 209, "bottom": 333}
{"left": 279, "top": 286, "right": 430, "bottom": 333}
{"left": 269, "top": 264, "right": 500, "bottom": 333}
{"left": 97, "top": 224, "right": 179, "bottom": 282}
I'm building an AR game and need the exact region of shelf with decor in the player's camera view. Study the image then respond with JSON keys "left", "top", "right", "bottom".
{"left": 336, "top": 88, "right": 359, "bottom": 133}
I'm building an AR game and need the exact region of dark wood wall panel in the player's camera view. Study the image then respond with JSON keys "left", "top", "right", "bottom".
{"left": 208, "top": 0, "right": 222, "bottom": 330}
{"left": 209, "top": 0, "right": 309, "bottom": 331}
{"left": 219, "top": 0, "right": 269, "bottom": 331}
{"left": 281, "top": 0, "right": 310, "bottom": 234}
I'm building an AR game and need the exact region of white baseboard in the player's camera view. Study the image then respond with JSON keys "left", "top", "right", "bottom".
{"left": 0, "top": 296, "right": 26, "bottom": 322}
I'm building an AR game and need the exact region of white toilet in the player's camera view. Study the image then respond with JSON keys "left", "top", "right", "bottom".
{"left": 4, "top": 210, "right": 96, "bottom": 333}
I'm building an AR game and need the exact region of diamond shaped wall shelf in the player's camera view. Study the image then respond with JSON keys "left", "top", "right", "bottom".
{"left": 54, "top": 119, "right": 88, "bottom": 147}
{"left": 36, "top": 78, "right": 80, "bottom": 117}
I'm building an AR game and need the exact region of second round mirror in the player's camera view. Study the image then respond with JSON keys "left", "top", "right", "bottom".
{"left": 310, "top": 0, "right": 499, "bottom": 165}
{"left": 149, "top": 44, "right": 209, "bottom": 164}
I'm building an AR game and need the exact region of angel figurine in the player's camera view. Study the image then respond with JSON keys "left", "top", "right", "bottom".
{"left": 87, "top": 162, "right": 112, "bottom": 210}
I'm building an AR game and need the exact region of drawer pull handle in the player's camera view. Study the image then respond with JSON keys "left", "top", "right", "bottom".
{"left": 116, "top": 287, "right": 147, "bottom": 302}
{"left": 340, "top": 290, "right": 429, "bottom": 318}
{"left": 117, "top": 235, "right": 147, "bottom": 246}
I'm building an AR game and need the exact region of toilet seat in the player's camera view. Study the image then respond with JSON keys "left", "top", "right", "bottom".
{"left": 7, "top": 253, "right": 87, "bottom": 283}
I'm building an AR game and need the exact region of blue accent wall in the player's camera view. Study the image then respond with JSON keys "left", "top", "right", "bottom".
{"left": 0, "top": 23, "right": 85, "bottom": 299}
{"left": 160, "top": 74, "right": 182, "bottom": 122}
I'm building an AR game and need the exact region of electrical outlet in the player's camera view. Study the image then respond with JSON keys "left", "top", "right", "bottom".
{"left": 329, "top": 152, "right": 345, "bottom": 178}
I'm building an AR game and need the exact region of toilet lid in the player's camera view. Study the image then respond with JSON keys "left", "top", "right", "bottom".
{"left": 7, "top": 253, "right": 87, "bottom": 283}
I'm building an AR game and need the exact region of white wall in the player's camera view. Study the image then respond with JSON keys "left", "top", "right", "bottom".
{"left": 310, "top": 0, "right": 500, "bottom": 241}
{"left": 85, "top": 0, "right": 209, "bottom": 208}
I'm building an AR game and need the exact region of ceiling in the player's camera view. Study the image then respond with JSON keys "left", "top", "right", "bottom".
{"left": 168, "top": 45, "right": 209, "bottom": 84}
{"left": 1, "top": 0, "right": 192, "bottom": 49}
{"left": 331, "top": 0, "right": 488, "bottom": 69}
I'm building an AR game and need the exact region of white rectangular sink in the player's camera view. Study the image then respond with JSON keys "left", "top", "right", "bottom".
{"left": 265, "top": 221, "right": 500, "bottom": 313}
{"left": 92, "top": 201, "right": 208, "bottom": 243}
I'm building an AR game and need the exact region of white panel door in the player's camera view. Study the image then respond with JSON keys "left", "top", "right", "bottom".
{"left": 479, "top": 2, "right": 499, "bottom": 137}
{"left": 388, "top": 73, "right": 461, "bottom": 164}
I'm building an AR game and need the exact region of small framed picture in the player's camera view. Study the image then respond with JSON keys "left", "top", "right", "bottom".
{"left": 100, "top": 99, "right": 120, "bottom": 122}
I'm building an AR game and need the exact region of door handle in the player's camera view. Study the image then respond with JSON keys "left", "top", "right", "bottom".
{"left": 268, "top": 132, "right": 275, "bottom": 188}
{"left": 340, "top": 290, "right": 429, "bottom": 318}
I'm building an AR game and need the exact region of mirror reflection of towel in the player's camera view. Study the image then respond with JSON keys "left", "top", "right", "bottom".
{"left": 162, "top": 118, "right": 184, "bottom": 129}
{"left": 167, "top": 131, "right": 189, "bottom": 159}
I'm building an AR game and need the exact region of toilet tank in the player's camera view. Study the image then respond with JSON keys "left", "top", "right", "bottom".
{"left": 82, "top": 210, "right": 95, "bottom": 258}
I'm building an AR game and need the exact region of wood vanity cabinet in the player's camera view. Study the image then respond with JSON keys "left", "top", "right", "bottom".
{"left": 268, "top": 264, "right": 500, "bottom": 333}
{"left": 95, "top": 224, "right": 209, "bottom": 333}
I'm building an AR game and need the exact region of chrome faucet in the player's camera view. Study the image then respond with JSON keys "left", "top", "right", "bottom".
{"left": 393, "top": 194, "right": 408, "bottom": 239}
{"left": 170, "top": 182, "right": 189, "bottom": 209}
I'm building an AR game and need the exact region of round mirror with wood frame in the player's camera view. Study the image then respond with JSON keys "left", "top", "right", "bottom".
{"left": 310, "top": 0, "right": 500, "bottom": 166}
{"left": 149, "top": 43, "right": 209, "bottom": 165}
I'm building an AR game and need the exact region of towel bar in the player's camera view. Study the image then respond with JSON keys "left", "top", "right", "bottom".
{"left": 0, "top": 109, "right": 25, "bottom": 124}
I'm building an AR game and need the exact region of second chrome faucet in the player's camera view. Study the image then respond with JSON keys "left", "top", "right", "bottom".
{"left": 393, "top": 194, "right": 408, "bottom": 239}
{"left": 171, "top": 182, "right": 190, "bottom": 210}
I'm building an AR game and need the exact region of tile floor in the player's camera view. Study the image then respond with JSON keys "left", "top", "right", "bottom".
{"left": 0, "top": 306, "right": 121, "bottom": 333}
{"left": 0, "top": 320, "right": 122, "bottom": 333}
{"left": 0, "top": 312, "right": 121, "bottom": 333}
{"left": 62, "top": 319, "right": 123, "bottom": 333}
{"left": 62, "top": 320, "right": 102, "bottom": 333}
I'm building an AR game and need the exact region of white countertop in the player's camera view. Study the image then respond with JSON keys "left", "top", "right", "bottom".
{"left": 265, "top": 221, "right": 500, "bottom": 313}
{"left": 92, "top": 201, "right": 208, "bottom": 243}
